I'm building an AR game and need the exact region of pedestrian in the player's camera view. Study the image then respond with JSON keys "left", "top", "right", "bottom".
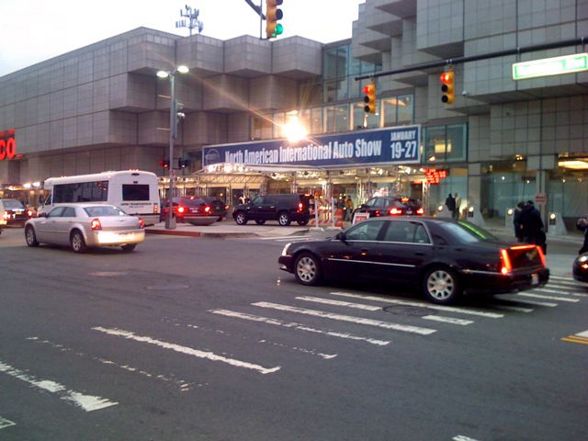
{"left": 345, "top": 197, "right": 354, "bottom": 222}
{"left": 520, "top": 200, "right": 547, "bottom": 254}
{"left": 577, "top": 215, "right": 588, "bottom": 254}
{"left": 445, "top": 193, "right": 456, "bottom": 218}
{"left": 513, "top": 201, "right": 525, "bottom": 242}
{"left": 453, "top": 193, "right": 461, "bottom": 219}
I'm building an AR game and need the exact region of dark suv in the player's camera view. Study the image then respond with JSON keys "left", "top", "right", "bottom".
{"left": 232, "top": 194, "right": 311, "bottom": 226}
{"left": 354, "top": 196, "right": 424, "bottom": 218}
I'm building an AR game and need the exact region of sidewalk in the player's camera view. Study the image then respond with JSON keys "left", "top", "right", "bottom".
{"left": 145, "top": 220, "right": 312, "bottom": 238}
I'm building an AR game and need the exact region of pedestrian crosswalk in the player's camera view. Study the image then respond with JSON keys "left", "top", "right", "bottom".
{"left": 3, "top": 276, "right": 585, "bottom": 417}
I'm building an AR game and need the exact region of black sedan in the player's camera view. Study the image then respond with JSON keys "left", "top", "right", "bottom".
{"left": 278, "top": 217, "right": 549, "bottom": 305}
{"left": 573, "top": 253, "right": 588, "bottom": 282}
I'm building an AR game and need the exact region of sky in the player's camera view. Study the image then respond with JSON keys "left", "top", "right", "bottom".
{"left": 0, "top": 0, "right": 364, "bottom": 76}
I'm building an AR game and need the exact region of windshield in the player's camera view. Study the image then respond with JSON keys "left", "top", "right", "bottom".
{"left": 439, "top": 221, "right": 498, "bottom": 243}
{"left": 84, "top": 206, "right": 127, "bottom": 217}
{"left": 2, "top": 200, "right": 25, "bottom": 209}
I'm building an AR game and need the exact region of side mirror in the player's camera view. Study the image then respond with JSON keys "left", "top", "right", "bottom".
{"left": 335, "top": 231, "right": 347, "bottom": 241}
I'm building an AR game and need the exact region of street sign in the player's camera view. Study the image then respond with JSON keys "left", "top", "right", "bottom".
{"left": 535, "top": 192, "right": 547, "bottom": 204}
{"left": 512, "top": 53, "right": 588, "bottom": 80}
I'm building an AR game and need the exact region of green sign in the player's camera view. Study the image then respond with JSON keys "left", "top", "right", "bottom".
{"left": 512, "top": 53, "right": 588, "bottom": 80}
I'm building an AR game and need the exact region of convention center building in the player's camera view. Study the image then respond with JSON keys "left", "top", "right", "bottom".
{"left": 0, "top": 0, "right": 587, "bottom": 226}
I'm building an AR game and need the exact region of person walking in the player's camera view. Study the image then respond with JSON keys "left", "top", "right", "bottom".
{"left": 513, "top": 201, "right": 525, "bottom": 242}
{"left": 453, "top": 193, "right": 461, "bottom": 219}
{"left": 445, "top": 193, "right": 456, "bottom": 218}
{"left": 577, "top": 215, "right": 588, "bottom": 254}
{"left": 520, "top": 200, "right": 547, "bottom": 253}
{"left": 344, "top": 197, "right": 354, "bottom": 222}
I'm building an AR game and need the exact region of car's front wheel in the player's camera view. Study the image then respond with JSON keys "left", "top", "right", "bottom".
{"left": 234, "top": 211, "right": 248, "bottom": 225}
{"left": 70, "top": 230, "right": 87, "bottom": 253}
{"left": 25, "top": 226, "right": 39, "bottom": 247}
{"left": 422, "top": 266, "right": 461, "bottom": 305}
{"left": 278, "top": 211, "right": 291, "bottom": 226}
{"left": 294, "top": 252, "right": 321, "bottom": 286}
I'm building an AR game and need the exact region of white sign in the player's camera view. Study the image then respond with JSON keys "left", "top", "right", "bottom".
{"left": 352, "top": 212, "right": 370, "bottom": 225}
{"left": 512, "top": 53, "right": 588, "bottom": 80}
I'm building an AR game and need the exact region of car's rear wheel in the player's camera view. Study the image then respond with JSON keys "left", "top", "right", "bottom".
{"left": 121, "top": 244, "right": 136, "bottom": 252}
{"left": 297, "top": 219, "right": 309, "bottom": 226}
{"left": 234, "top": 211, "right": 248, "bottom": 225}
{"left": 294, "top": 252, "right": 321, "bottom": 286}
{"left": 422, "top": 266, "right": 461, "bottom": 305}
{"left": 278, "top": 211, "right": 291, "bottom": 226}
{"left": 255, "top": 219, "right": 266, "bottom": 225}
{"left": 25, "top": 226, "right": 39, "bottom": 247}
{"left": 70, "top": 230, "right": 87, "bottom": 253}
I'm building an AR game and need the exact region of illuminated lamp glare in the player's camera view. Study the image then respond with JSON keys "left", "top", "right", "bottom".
{"left": 177, "top": 65, "right": 189, "bottom": 74}
{"left": 156, "top": 70, "right": 169, "bottom": 79}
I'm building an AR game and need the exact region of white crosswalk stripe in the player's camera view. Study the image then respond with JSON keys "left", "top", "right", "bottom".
{"left": 533, "top": 287, "right": 588, "bottom": 297}
{"left": 252, "top": 302, "right": 437, "bottom": 335}
{"left": 517, "top": 292, "right": 579, "bottom": 303}
{"left": 330, "top": 291, "right": 504, "bottom": 318}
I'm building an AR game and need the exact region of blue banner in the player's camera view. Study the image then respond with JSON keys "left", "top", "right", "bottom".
{"left": 203, "top": 125, "right": 421, "bottom": 168}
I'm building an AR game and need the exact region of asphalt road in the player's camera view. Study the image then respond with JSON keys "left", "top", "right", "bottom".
{"left": 0, "top": 227, "right": 587, "bottom": 441}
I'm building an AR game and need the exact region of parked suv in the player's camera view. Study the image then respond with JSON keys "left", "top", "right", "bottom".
{"left": 232, "top": 194, "right": 311, "bottom": 226}
{"left": 353, "top": 196, "right": 424, "bottom": 218}
{"left": 0, "top": 199, "right": 31, "bottom": 226}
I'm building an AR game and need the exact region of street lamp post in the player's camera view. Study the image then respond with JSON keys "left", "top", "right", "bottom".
{"left": 157, "top": 65, "right": 189, "bottom": 230}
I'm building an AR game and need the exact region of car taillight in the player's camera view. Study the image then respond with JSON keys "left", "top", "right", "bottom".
{"left": 91, "top": 218, "right": 102, "bottom": 231}
{"left": 298, "top": 202, "right": 303, "bottom": 212}
{"left": 390, "top": 208, "right": 401, "bottom": 215}
{"left": 499, "top": 248, "right": 512, "bottom": 275}
{"left": 536, "top": 245, "right": 546, "bottom": 267}
{"left": 204, "top": 206, "right": 211, "bottom": 213}
{"left": 27, "top": 210, "right": 33, "bottom": 217}
{"left": 416, "top": 208, "right": 424, "bottom": 215}
{"left": 178, "top": 206, "right": 185, "bottom": 214}
{"left": 138, "top": 218, "right": 145, "bottom": 229}
{"left": 374, "top": 210, "right": 381, "bottom": 216}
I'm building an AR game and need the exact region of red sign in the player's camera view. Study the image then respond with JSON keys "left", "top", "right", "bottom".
{"left": 0, "top": 129, "right": 17, "bottom": 160}
{"left": 535, "top": 192, "right": 547, "bottom": 204}
{"left": 424, "top": 168, "right": 447, "bottom": 185}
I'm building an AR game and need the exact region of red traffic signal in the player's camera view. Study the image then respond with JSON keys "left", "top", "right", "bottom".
{"left": 440, "top": 70, "right": 455, "bottom": 104}
{"left": 363, "top": 82, "right": 377, "bottom": 114}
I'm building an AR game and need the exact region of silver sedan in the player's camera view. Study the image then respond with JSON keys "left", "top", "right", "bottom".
{"left": 24, "top": 204, "right": 145, "bottom": 253}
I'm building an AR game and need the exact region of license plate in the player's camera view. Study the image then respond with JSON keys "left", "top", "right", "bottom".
{"left": 406, "top": 210, "right": 413, "bottom": 215}
{"left": 531, "top": 273, "right": 539, "bottom": 285}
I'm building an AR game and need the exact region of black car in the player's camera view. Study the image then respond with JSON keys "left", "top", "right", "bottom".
{"left": 573, "top": 253, "right": 588, "bottom": 282}
{"left": 278, "top": 217, "right": 549, "bottom": 305}
{"left": 201, "top": 197, "right": 228, "bottom": 221}
{"left": 161, "top": 197, "right": 214, "bottom": 222}
{"left": 233, "top": 193, "right": 311, "bottom": 226}
{"left": 354, "top": 196, "right": 424, "bottom": 218}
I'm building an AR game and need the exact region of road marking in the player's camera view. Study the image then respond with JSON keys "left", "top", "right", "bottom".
{"left": 534, "top": 287, "right": 588, "bottom": 297}
{"left": 210, "top": 309, "right": 390, "bottom": 346}
{"left": 0, "top": 360, "right": 118, "bottom": 412}
{"left": 252, "top": 302, "right": 436, "bottom": 335}
{"left": 422, "top": 315, "right": 473, "bottom": 325}
{"left": 92, "top": 327, "right": 280, "bottom": 375}
{"left": 0, "top": 417, "right": 16, "bottom": 430}
{"left": 493, "top": 305, "right": 534, "bottom": 313}
{"left": 330, "top": 292, "right": 504, "bottom": 318}
{"left": 296, "top": 296, "right": 473, "bottom": 326}
{"left": 453, "top": 435, "right": 480, "bottom": 441}
{"left": 504, "top": 297, "right": 557, "bottom": 307}
{"left": 562, "top": 329, "right": 588, "bottom": 346}
{"left": 517, "top": 292, "right": 579, "bottom": 303}
{"left": 259, "top": 235, "right": 308, "bottom": 241}
{"left": 550, "top": 275, "right": 588, "bottom": 286}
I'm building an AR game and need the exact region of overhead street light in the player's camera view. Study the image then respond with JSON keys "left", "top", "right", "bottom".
{"left": 156, "top": 65, "right": 189, "bottom": 230}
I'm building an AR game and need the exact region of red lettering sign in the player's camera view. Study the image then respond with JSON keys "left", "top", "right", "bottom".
{"left": 424, "top": 168, "right": 447, "bottom": 185}
{"left": 0, "top": 129, "right": 17, "bottom": 160}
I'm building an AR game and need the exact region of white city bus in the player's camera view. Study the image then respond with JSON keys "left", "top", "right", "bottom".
{"left": 41, "top": 170, "right": 160, "bottom": 225}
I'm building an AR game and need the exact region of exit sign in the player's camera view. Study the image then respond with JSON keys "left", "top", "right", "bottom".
{"left": 513, "top": 53, "right": 588, "bottom": 80}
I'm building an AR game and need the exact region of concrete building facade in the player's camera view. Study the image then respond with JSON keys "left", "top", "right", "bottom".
{"left": 1, "top": 1, "right": 587, "bottom": 225}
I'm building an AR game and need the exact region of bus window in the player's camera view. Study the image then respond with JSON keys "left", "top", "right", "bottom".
{"left": 122, "top": 184, "right": 150, "bottom": 201}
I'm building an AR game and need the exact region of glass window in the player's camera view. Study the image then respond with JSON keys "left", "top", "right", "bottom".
{"left": 383, "top": 221, "right": 430, "bottom": 244}
{"left": 48, "top": 207, "right": 65, "bottom": 218}
{"left": 252, "top": 115, "right": 273, "bottom": 140}
{"left": 324, "top": 80, "right": 339, "bottom": 104}
{"left": 84, "top": 206, "right": 126, "bottom": 217}
{"left": 61, "top": 207, "right": 76, "bottom": 217}
{"left": 325, "top": 106, "right": 349, "bottom": 133}
{"left": 446, "top": 124, "right": 467, "bottom": 161}
{"left": 2, "top": 200, "right": 25, "bottom": 209}
{"left": 424, "top": 124, "right": 467, "bottom": 163}
{"left": 382, "top": 98, "right": 398, "bottom": 127}
{"left": 273, "top": 112, "right": 285, "bottom": 138}
{"left": 53, "top": 181, "right": 108, "bottom": 203}
{"left": 310, "top": 108, "right": 323, "bottom": 134}
{"left": 122, "top": 184, "right": 149, "bottom": 201}
{"left": 346, "top": 220, "right": 386, "bottom": 241}
{"left": 397, "top": 95, "right": 414, "bottom": 124}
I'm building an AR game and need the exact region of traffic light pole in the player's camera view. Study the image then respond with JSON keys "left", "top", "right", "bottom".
{"left": 166, "top": 73, "right": 176, "bottom": 230}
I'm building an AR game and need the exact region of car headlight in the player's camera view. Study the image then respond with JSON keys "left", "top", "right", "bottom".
{"left": 281, "top": 243, "right": 292, "bottom": 256}
{"left": 579, "top": 255, "right": 588, "bottom": 263}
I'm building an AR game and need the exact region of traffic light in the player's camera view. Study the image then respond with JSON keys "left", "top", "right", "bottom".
{"left": 363, "top": 81, "right": 377, "bottom": 114}
{"left": 440, "top": 69, "right": 455, "bottom": 104}
{"left": 160, "top": 160, "right": 170, "bottom": 169}
{"left": 178, "top": 158, "right": 190, "bottom": 168}
{"left": 266, "top": 0, "right": 283, "bottom": 39}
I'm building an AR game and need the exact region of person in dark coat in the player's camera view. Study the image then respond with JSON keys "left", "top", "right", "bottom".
{"left": 577, "top": 216, "right": 588, "bottom": 254}
{"left": 513, "top": 201, "right": 525, "bottom": 242}
{"left": 445, "top": 193, "right": 456, "bottom": 218}
{"left": 520, "top": 200, "right": 546, "bottom": 253}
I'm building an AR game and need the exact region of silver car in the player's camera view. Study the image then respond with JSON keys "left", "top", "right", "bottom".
{"left": 24, "top": 204, "right": 145, "bottom": 253}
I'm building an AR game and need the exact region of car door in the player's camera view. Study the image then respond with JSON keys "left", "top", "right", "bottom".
{"left": 325, "top": 219, "right": 388, "bottom": 280}
{"left": 36, "top": 206, "right": 65, "bottom": 243}
{"left": 54, "top": 206, "right": 77, "bottom": 245}
{"left": 372, "top": 220, "right": 434, "bottom": 282}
